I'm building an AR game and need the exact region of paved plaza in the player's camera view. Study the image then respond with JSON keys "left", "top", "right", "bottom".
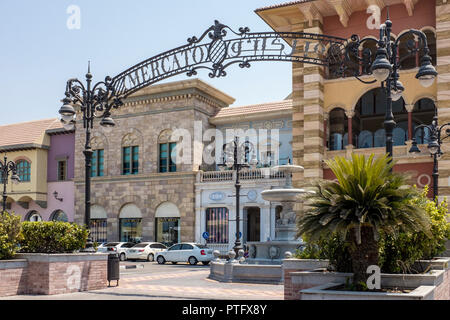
{"left": 1, "top": 261, "right": 283, "bottom": 300}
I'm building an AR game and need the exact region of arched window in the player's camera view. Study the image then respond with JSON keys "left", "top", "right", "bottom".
{"left": 328, "top": 108, "right": 348, "bottom": 151}
{"left": 26, "top": 211, "right": 42, "bottom": 222}
{"left": 398, "top": 32, "right": 417, "bottom": 70}
{"left": 360, "top": 39, "right": 378, "bottom": 76}
{"left": 122, "top": 133, "right": 140, "bottom": 175}
{"left": 413, "top": 98, "right": 436, "bottom": 144}
{"left": 16, "top": 160, "right": 31, "bottom": 182}
{"left": 354, "top": 88, "right": 408, "bottom": 149}
{"left": 326, "top": 44, "right": 344, "bottom": 79}
{"left": 50, "top": 210, "right": 68, "bottom": 222}
{"left": 424, "top": 30, "right": 436, "bottom": 66}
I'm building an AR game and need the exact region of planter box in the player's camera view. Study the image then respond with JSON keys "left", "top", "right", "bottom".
{"left": 282, "top": 259, "right": 330, "bottom": 300}
{"left": 0, "top": 259, "right": 28, "bottom": 297}
{"left": 16, "top": 253, "right": 108, "bottom": 295}
{"left": 300, "top": 283, "right": 436, "bottom": 300}
{"left": 289, "top": 257, "right": 450, "bottom": 300}
{"left": 209, "top": 261, "right": 282, "bottom": 284}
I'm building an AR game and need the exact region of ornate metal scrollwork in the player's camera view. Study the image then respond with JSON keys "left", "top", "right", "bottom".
{"left": 109, "top": 20, "right": 349, "bottom": 99}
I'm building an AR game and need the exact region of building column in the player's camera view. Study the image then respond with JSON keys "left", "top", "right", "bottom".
{"left": 324, "top": 112, "right": 329, "bottom": 150}
{"left": 194, "top": 190, "right": 202, "bottom": 244}
{"left": 291, "top": 22, "right": 305, "bottom": 189}
{"left": 260, "top": 205, "right": 271, "bottom": 242}
{"left": 345, "top": 109, "right": 355, "bottom": 146}
{"left": 302, "top": 20, "right": 325, "bottom": 185}
{"left": 405, "top": 104, "right": 414, "bottom": 141}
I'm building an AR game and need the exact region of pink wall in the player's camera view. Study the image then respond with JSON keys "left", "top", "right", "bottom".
{"left": 10, "top": 181, "right": 75, "bottom": 222}
{"left": 323, "top": 1, "right": 435, "bottom": 40}
{"left": 47, "top": 132, "right": 75, "bottom": 182}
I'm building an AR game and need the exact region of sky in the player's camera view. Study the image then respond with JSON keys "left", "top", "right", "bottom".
{"left": 0, "top": 0, "right": 293, "bottom": 125}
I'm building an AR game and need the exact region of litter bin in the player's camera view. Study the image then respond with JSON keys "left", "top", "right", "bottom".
{"left": 107, "top": 253, "right": 120, "bottom": 287}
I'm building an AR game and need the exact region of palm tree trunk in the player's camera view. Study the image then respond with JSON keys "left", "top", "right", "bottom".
{"left": 347, "top": 225, "right": 379, "bottom": 286}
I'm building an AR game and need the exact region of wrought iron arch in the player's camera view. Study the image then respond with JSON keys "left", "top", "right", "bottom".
{"left": 110, "top": 20, "right": 349, "bottom": 99}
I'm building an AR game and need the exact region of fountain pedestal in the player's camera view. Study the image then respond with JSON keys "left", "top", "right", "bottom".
{"left": 245, "top": 163, "right": 309, "bottom": 265}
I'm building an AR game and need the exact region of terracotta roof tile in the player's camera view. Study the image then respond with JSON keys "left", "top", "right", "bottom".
{"left": 214, "top": 100, "right": 292, "bottom": 118}
{"left": 0, "top": 118, "right": 62, "bottom": 148}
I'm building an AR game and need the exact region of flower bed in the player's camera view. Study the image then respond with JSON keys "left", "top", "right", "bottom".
{"left": 284, "top": 257, "right": 450, "bottom": 300}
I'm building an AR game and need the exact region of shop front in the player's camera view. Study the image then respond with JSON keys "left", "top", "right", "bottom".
{"left": 155, "top": 202, "right": 180, "bottom": 246}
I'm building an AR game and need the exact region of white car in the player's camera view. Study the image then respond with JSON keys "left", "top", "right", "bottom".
{"left": 126, "top": 242, "right": 167, "bottom": 262}
{"left": 97, "top": 242, "right": 136, "bottom": 261}
{"left": 155, "top": 243, "right": 213, "bottom": 265}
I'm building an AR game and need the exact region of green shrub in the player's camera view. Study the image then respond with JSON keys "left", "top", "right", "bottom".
{"left": 0, "top": 211, "right": 23, "bottom": 260}
{"left": 379, "top": 186, "right": 450, "bottom": 273}
{"left": 295, "top": 234, "right": 353, "bottom": 272}
{"left": 296, "top": 188, "right": 450, "bottom": 275}
{"left": 20, "top": 221, "right": 88, "bottom": 253}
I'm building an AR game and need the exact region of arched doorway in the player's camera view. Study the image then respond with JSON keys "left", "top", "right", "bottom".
{"left": 155, "top": 202, "right": 181, "bottom": 246}
{"left": 119, "top": 204, "right": 142, "bottom": 243}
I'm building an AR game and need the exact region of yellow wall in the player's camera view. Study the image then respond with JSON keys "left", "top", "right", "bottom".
{"left": 5, "top": 148, "right": 48, "bottom": 203}
{"left": 324, "top": 69, "right": 437, "bottom": 113}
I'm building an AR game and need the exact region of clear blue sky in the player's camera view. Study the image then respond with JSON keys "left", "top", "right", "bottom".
{"left": 0, "top": 0, "right": 292, "bottom": 125}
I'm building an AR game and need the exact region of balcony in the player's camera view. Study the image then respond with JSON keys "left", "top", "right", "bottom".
{"left": 197, "top": 168, "right": 285, "bottom": 183}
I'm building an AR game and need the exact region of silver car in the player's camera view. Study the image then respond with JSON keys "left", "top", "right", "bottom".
{"left": 155, "top": 243, "right": 213, "bottom": 265}
{"left": 97, "top": 242, "right": 136, "bottom": 261}
{"left": 126, "top": 242, "right": 167, "bottom": 262}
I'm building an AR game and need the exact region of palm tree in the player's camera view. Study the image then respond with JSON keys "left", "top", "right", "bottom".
{"left": 298, "top": 154, "right": 431, "bottom": 285}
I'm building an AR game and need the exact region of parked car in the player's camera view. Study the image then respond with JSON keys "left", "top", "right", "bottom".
{"left": 126, "top": 242, "right": 167, "bottom": 262}
{"left": 97, "top": 242, "right": 136, "bottom": 261}
{"left": 155, "top": 243, "right": 213, "bottom": 265}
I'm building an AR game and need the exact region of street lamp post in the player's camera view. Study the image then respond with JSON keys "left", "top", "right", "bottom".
{"left": 342, "top": 9, "right": 438, "bottom": 161}
{"left": 409, "top": 114, "right": 450, "bottom": 201}
{"left": 0, "top": 155, "right": 20, "bottom": 213}
{"left": 218, "top": 137, "right": 257, "bottom": 255}
{"left": 59, "top": 64, "right": 122, "bottom": 246}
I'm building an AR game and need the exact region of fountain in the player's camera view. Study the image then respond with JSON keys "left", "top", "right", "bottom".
{"left": 208, "top": 163, "right": 311, "bottom": 283}
{"left": 245, "top": 163, "right": 309, "bottom": 264}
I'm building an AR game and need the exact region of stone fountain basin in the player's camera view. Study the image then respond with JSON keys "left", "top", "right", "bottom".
{"left": 261, "top": 188, "right": 308, "bottom": 202}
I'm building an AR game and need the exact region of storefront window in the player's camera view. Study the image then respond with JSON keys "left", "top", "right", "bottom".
{"left": 155, "top": 217, "right": 180, "bottom": 246}
{"left": 120, "top": 218, "right": 142, "bottom": 243}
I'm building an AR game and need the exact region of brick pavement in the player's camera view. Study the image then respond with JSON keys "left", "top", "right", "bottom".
{"left": 1, "top": 263, "right": 283, "bottom": 300}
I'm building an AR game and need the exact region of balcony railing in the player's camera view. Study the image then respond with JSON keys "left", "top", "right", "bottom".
{"left": 198, "top": 168, "right": 285, "bottom": 183}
